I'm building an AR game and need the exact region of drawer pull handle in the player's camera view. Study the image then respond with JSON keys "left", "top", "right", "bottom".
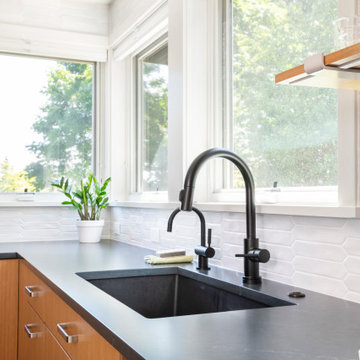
{"left": 24, "top": 324, "right": 41, "bottom": 339}
{"left": 57, "top": 323, "right": 79, "bottom": 343}
{"left": 25, "top": 285, "right": 40, "bottom": 298}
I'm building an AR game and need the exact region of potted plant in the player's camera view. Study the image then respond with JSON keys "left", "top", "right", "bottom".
{"left": 52, "top": 174, "right": 111, "bottom": 243}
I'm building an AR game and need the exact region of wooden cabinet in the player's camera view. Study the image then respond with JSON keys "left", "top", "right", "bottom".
{"left": 19, "top": 260, "right": 125, "bottom": 360}
{"left": 18, "top": 300, "right": 70, "bottom": 360}
{"left": 275, "top": 42, "right": 360, "bottom": 90}
{"left": 0, "top": 259, "right": 18, "bottom": 360}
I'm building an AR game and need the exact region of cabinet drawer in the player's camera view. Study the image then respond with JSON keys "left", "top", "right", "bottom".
{"left": 18, "top": 300, "right": 70, "bottom": 360}
{"left": 20, "top": 261, "right": 124, "bottom": 360}
{"left": 19, "top": 261, "right": 50, "bottom": 318}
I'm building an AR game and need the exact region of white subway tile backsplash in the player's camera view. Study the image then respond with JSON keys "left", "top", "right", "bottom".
{"left": 292, "top": 241, "right": 347, "bottom": 262}
{"left": 344, "top": 275, "right": 360, "bottom": 293}
{"left": 344, "top": 257, "right": 360, "bottom": 275}
{"left": 292, "top": 216, "right": 346, "bottom": 228}
{"left": 22, "top": 221, "right": 59, "bottom": 230}
{"left": 292, "top": 272, "right": 348, "bottom": 298}
{"left": 293, "top": 225, "right": 345, "bottom": 244}
{"left": 1, "top": 205, "right": 359, "bottom": 304}
{"left": 222, "top": 243, "right": 242, "bottom": 257}
{"left": 220, "top": 255, "right": 243, "bottom": 270}
{"left": 260, "top": 229, "right": 293, "bottom": 246}
{"left": 262, "top": 260, "right": 294, "bottom": 276}
{"left": 212, "top": 248, "right": 222, "bottom": 260}
{"left": 0, "top": 225, "right": 23, "bottom": 235}
{"left": 293, "top": 256, "right": 347, "bottom": 279}
{"left": 345, "top": 291, "right": 360, "bottom": 303}
{"left": 59, "top": 225, "right": 77, "bottom": 232}
{"left": 209, "top": 235, "right": 222, "bottom": 247}
{"left": 0, "top": 233, "right": 22, "bottom": 242}
{"left": 173, "top": 225, "right": 198, "bottom": 238}
{"left": 258, "top": 214, "right": 294, "bottom": 231}
{"left": 110, "top": 207, "right": 360, "bottom": 304}
{"left": 220, "top": 231, "right": 245, "bottom": 245}
{"left": 0, "top": 207, "right": 113, "bottom": 243}
{"left": 344, "top": 219, "right": 360, "bottom": 236}
{"left": 262, "top": 244, "right": 294, "bottom": 261}
{"left": 344, "top": 237, "right": 360, "bottom": 256}
{"left": 222, "top": 219, "right": 246, "bottom": 233}
{"left": 259, "top": 271, "right": 292, "bottom": 285}
{"left": 22, "top": 229, "right": 61, "bottom": 240}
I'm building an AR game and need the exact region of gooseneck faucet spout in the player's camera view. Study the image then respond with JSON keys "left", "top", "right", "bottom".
{"left": 167, "top": 206, "right": 215, "bottom": 270}
{"left": 177, "top": 148, "right": 270, "bottom": 284}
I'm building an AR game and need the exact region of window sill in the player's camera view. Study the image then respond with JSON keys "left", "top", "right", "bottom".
{"left": 0, "top": 193, "right": 64, "bottom": 206}
{"left": 0, "top": 201, "right": 64, "bottom": 207}
{"left": 110, "top": 200, "right": 358, "bottom": 218}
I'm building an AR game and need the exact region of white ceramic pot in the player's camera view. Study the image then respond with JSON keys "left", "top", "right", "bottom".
{"left": 76, "top": 220, "right": 104, "bottom": 243}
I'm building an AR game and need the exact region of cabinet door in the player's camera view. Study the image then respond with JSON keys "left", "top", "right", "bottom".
{"left": 18, "top": 300, "right": 70, "bottom": 360}
{"left": 20, "top": 261, "right": 124, "bottom": 360}
{"left": 0, "top": 259, "right": 18, "bottom": 360}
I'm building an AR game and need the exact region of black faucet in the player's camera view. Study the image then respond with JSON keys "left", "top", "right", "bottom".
{"left": 167, "top": 206, "right": 215, "bottom": 270}
{"left": 173, "top": 147, "right": 270, "bottom": 284}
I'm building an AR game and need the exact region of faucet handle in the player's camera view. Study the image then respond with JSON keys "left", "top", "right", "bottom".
{"left": 207, "top": 228, "right": 212, "bottom": 247}
{"left": 195, "top": 228, "right": 215, "bottom": 259}
{"left": 235, "top": 249, "right": 270, "bottom": 263}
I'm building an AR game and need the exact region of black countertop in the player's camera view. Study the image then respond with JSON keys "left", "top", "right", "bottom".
{"left": 1, "top": 240, "right": 359, "bottom": 360}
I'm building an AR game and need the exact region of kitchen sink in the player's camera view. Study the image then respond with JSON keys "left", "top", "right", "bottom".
{"left": 77, "top": 267, "right": 294, "bottom": 319}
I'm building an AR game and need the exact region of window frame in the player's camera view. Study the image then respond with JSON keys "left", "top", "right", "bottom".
{"left": 210, "top": 0, "right": 358, "bottom": 212}
{"left": 0, "top": 52, "right": 98, "bottom": 204}
{"left": 134, "top": 35, "right": 169, "bottom": 194}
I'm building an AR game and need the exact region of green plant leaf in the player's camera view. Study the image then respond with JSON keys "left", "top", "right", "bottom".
{"left": 100, "top": 177, "right": 111, "bottom": 192}
{"left": 64, "top": 192, "right": 72, "bottom": 200}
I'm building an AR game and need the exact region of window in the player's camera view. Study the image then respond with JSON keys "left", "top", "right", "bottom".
{"left": 0, "top": 53, "right": 94, "bottom": 193}
{"left": 136, "top": 39, "right": 168, "bottom": 193}
{"left": 223, "top": 0, "right": 338, "bottom": 203}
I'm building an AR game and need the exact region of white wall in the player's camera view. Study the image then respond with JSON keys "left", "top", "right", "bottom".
{"left": 0, "top": 0, "right": 108, "bottom": 61}
{"left": 0, "top": 0, "right": 108, "bottom": 35}
{"left": 110, "top": 206, "right": 360, "bottom": 304}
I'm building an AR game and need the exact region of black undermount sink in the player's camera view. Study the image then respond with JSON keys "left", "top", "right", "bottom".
{"left": 77, "top": 267, "right": 294, "bottom": 319}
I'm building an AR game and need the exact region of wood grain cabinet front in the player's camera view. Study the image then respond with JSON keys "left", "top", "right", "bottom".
{"left": 18, "top": 300, "right": 70, "bottom": 360}
{"left": 19, "top": 260, "right": 125, "bottom": 360}
{"left": 0, "top": 259, "right": 18, "bottom": 360}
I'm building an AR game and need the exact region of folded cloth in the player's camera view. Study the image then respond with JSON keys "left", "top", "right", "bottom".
{"left": 144, "top": 254, "right": 193, "bottom": 265}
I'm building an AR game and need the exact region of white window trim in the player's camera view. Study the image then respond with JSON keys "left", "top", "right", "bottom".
{"left": 108, "top": 0, "right": 169, "bottom": 203}
{"left": 128, "top": 36, "right": 169, "bottom": 202}
{"left": 134, "top": 36, "right": 168, "bottom": 194}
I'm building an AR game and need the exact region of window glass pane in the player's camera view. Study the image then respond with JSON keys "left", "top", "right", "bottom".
{"left": 231, "top": 0, "right": 338, "bottom": 189}
{"left": 139, "top": 44, "right": 168, "bottom": 192}
{"left": 0, "top": 54, "right": 94, "bottom": 192}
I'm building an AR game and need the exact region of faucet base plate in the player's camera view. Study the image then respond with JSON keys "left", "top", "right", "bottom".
{"left": 243, "top": 276, "right": 262, "bottom": 284}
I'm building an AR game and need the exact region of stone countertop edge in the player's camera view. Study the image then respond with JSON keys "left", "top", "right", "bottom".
{"left": 1, "top": 239, "right": 359, "bottom": 360}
